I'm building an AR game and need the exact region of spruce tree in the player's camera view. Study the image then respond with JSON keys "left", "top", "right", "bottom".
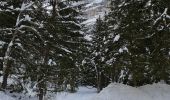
{"left": 106, "top": 0, "right": 170, "bottom": 86}
{"left": 90, "top": 16, "right": 112, "bottom": 92}
{"left": 45, "top": 0, "right": 85, "bottom": 92}
{"left": 148, "top": 0, "right": 170, "bottom": 83}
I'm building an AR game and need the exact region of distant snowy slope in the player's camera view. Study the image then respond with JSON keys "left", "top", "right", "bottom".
{"left": 93, "top": 0, "right": 103, "bottom": 3}
{"left": 93, "top": 83, "right": 170, "bottom": 100}
{"left": 82, "top": 0, "right": 107, "bottom": 26}
{"left": 82, "top": 0, "right": 108, "bottom": 41}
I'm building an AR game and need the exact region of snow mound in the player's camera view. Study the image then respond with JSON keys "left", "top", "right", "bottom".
{"left": 93, "top": 83, "right": 170, "bottom": 100}
{"left": 0, "top": 92, "right": 15, "bottom": 100}
{"left": 139, "top": 83, "right": 170, "bottom": 100}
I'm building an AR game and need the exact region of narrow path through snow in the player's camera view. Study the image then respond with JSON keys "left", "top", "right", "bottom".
{"left": 52, "top": 87, "right": 97, "bottom": 100}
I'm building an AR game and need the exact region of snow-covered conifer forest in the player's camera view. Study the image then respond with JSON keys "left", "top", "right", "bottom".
{"left": 0, "top": 0, "right": 170, "bottom": 100}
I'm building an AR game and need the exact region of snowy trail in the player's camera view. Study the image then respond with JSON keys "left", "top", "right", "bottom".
{"left": 52, "top": 87, "right": 97, "bottom": 100}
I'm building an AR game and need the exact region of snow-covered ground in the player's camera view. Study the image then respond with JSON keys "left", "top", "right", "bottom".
{"left": 0, "top": 86, "right": 97, "bottom": 100}
{"left": 0, "top": 92, "right": 15, "bottom": 100}
{"left": 1, "top": 83, "right": 170, "bottom": 100}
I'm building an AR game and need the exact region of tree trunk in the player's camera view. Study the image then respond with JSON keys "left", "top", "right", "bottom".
{"left": 97, "top": 72, "right": 101, "bottom": 93}
{"left": 38, "top": 44, "right": 49, "bottom": 100}
{"left": 1, "top": 33, "right": 16, "bottom": 89}
{"left": 38, "top": 81, "right": 45, "bottom": 100}
{"left": 1, "top": 62, "right": 11, "bottom": 89}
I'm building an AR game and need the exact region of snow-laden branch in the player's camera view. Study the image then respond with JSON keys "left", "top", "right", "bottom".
{"left": 16, "top": 1, "right": 34, "bottom": 26}
{"left": 0, "top": 28, "right": 15, "bottom": 31}
{"left": 61, "top": 47, "right": 73, "bottom": 53}
{"left": 154, "top": 8, "right": 170, "bottom": 25}
{"left": 20, "top": 1, "right": 34, "bottom": 11}
{"left": 18, "top": 25, "right": 45, "bottom": 42}
{"left": 0, "top": 57, "right": 3, "bottom": 60}
{"left": 61, "top": 21, "right": 82, "bottom": 28}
